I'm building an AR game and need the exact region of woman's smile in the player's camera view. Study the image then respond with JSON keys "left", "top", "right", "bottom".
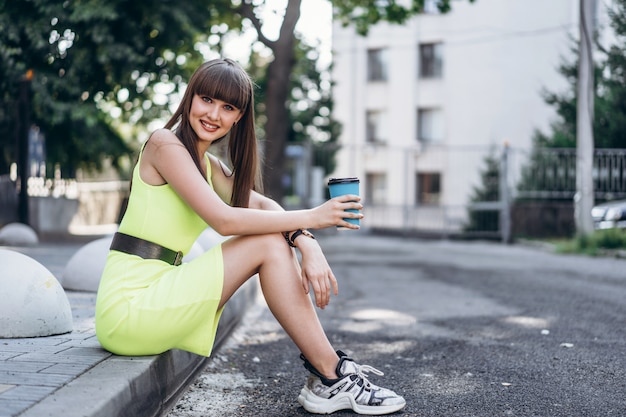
{"left": 200, "top": 120, "right": 219, "bottom": 131}
{"left": 191, "top": 94, "right": 241, "bottom": 142}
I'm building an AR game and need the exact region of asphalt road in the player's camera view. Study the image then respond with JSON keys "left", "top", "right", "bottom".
{"left": 167, "top": 233, "right": 626, "bottom": 417}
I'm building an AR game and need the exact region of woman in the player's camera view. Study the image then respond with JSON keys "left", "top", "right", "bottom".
{"left": 95, "top": 58, "right": 405, "bottom": 415}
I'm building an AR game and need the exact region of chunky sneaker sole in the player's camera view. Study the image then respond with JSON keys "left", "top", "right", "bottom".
{"left": 298, "top": 351, "right": 406, "bottom": 415}
{"left": 298, "top": 384, "right": 406, "bottom": 415}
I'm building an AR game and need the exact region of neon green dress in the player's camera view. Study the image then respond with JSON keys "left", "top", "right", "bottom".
{"left": 95, "top": 144, "right": 224, "bottom": 357}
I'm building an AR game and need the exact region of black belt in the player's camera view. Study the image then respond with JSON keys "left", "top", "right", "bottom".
{"left": 110, "top": 232, "right": 183, "bottom": 266}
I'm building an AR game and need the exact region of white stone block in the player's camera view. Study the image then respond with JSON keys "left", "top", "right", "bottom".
{"left": 62, "top": 236, "right": 113, "bottom": 292}
{"left": 0, "top": 223, "right": 39, "bottom": 246}
{"left": 0, "top": 249, "right": 73, "bottom": 338}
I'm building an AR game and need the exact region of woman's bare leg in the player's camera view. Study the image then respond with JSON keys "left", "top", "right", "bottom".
{"left": 219, "top": 233, "right": 339, "bottom": 379}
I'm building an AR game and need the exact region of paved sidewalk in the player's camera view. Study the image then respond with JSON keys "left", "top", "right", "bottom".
{"left": 0, "top": 241, "right": 255, "bottom": 417}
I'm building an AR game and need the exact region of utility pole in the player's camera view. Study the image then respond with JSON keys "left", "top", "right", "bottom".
{"left": 575, "top": 0, "right": 595, "bottom": 236}
{"left": 17, "top": 70, "right": 33, "bottom": 225}
{"left": 500, "top": 143, "right": 511, "bottom": 244}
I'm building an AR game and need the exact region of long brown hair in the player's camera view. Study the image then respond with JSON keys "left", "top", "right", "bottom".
{"left": 164, "top": 58, "right": 261, "bottom": 208}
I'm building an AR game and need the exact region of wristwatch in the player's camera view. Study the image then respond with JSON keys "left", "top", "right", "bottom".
{"left": 284, "top": 229, "right": 315, "bottom": 247}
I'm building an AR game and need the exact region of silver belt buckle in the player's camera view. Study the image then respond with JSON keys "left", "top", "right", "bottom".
{"left": 173, "top": 251, "right": 183, "bottom": 266}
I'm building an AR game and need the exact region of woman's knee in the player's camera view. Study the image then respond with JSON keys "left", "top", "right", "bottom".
{"left": 224, "top": 232, "right": 288, "bottom": 260}
{"left": 257, "top": 232, "right": 291, "bottom": 257}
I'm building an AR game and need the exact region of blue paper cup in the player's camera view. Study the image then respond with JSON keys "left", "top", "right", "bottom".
{"left": 328, "top": 177, "right": 360, "bottom": 229}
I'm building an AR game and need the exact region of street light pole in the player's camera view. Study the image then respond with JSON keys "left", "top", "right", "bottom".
{"left": 17, "top": 70, "right": 33, "bottom": 225}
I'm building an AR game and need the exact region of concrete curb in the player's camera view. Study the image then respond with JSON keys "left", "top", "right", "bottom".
{"left": 16, "top": 279, "right": 257, "bottom": 417}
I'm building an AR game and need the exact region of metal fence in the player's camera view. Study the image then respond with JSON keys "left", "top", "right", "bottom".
{"left": 511, "top": 147, "right": 626, "bottom": 200}
{"left": 289, "top": 144, "right": 626, "bottom": 240}
{"left": 2, "top": 146, "right": 625, "bottom": 239}
{"left": 0, "top": 175, "right": 127, "bottom": 234}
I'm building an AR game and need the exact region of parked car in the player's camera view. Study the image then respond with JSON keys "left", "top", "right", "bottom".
{"left": 591, "top": 199, "right": 626, "bottom": 230}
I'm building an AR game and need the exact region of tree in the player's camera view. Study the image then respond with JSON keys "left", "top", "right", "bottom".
{"left": 511, "top": 0, "right": 626, "bottom": 237}
{"left": 464, "top": 148, "right": 500, "bottom": 234}
{"left": 332, "top": 0, "right": 466, "bottom": 35}
{"left": 533, "top": 1, "right": 626, "bottom": 150}
{"left": 1, "top": 0, "right": 474, "bottom": 200}
{"left": 287, "top": 40, "right": 342, "bottom": 177}
{"left": 0, "top": 0, "right": 215, "bottom": 176}
{"left": 518, "top": 0, "right": 626, "bottom": 201}
{"left": 598, "top": 0, "right": 626, "bottom": 148}
{"left": 215, "top": 0, "right": 475, "bottom": 200}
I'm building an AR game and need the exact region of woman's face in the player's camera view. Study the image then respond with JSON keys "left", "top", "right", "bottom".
{"left": 189, "top": 94, "right": 242, "bottom": 144}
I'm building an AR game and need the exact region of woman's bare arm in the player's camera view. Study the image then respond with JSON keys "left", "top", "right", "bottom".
{"left": 144, "top": 130, "right": 361, "bottom": 236}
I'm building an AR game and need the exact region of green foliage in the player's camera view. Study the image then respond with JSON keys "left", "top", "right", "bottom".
{"left": 333, "top": 0, "right": 476, "bottom": 35}
{"left": 516, "top": 146, "right": 576, "bottom": 199}
{"left": 595, "top": 228, "right": 626, "bottom": 248}
{"left": 0, "top": 0, "right": 213, "bottom": 176}
{"left": 515, "top": 0, "right": 626, "bottom": 203}
{"left": 532, "top": 0, "right": 626, "bottom": 150}
{"left": 470, "top": 148, "right": 500, "bottom": 202}
{"left": 0, "top": 0, "right": 474, "bottom": 185}
{"left": 556, "top": 228, "right": 626, "bottom": 255}
{"left": 245, "top": 37, "right": 341, "bottom": 199}
{"left": 464, "top": 147, "right": 500, "bottom": 232}
{"left": 287, "top": 38, "right": 342, "bottom": 175}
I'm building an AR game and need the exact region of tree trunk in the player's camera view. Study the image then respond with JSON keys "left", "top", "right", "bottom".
{"left": 262, "top": 0, "right": 301, "bottom": 202}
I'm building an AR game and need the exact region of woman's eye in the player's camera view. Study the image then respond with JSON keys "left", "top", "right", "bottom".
{"left": 224, "top": 104, "right": 234, "bottom": 111}
{"left": 202, "top": 96, "right": 213, "bottom": 103}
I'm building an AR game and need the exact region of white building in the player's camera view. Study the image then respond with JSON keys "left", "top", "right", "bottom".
{"left": 330, "top": 0, "right": 607, "bottom": 232}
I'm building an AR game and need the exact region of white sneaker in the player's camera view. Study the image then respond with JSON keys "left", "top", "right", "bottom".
{"left": 297, "top": 351, "right": 406, "bottom": 415}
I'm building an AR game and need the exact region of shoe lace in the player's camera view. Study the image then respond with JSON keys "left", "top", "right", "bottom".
{"left": 353, "top": 363, "right": 384, "bottom": 389}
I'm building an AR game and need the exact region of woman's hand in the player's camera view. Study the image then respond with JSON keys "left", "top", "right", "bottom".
{"left": 295, "top": 237, "right": 338, "bottom": 309}
{"left": 311, "top": 195, "right": 364, "bottom": 230}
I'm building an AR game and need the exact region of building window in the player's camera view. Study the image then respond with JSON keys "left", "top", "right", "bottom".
{"left": 416, "top": 172, "right": 441, "bottom": 205}
{"left": 367, "top": 48, "right": 387, "bottom": 82}
{"left": 417, "top": 108, "right": 445, "bottom": 142}
{"left": 366, "top": 110, "right": 387, "bottom": 144}
{"left": 366, "top": 173, "right": 387, "bottom": 205}
{"left": 419, "top": 43, "right": 443, "bottom": 78}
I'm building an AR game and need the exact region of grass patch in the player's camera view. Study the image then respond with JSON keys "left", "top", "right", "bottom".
{"left": 554, "top": 228, "right": 626, "bottom": 255}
